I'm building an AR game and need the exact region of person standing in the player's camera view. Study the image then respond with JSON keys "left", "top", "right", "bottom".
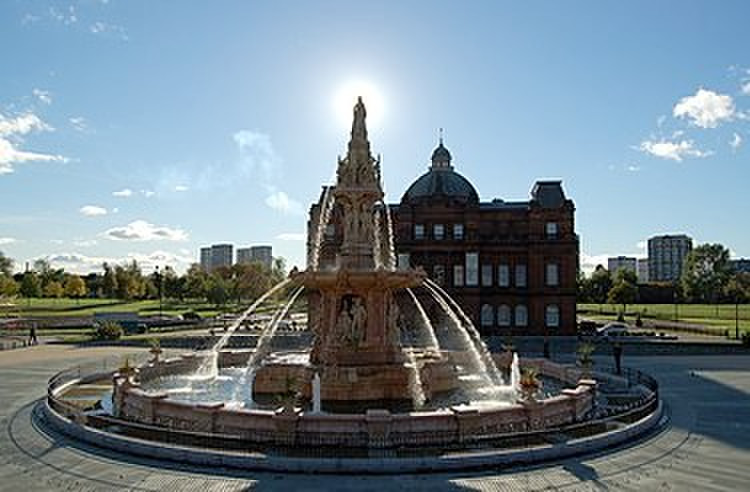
{"left": 613, "top": 341, "right": 623, "bottom": 375}
{"left": 28, "top": 322, "right": 38, "bottom": 346}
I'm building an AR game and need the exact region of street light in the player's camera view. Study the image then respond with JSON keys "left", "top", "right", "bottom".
{"left": 155, "top": 266, "right": 163, "bottom": 319}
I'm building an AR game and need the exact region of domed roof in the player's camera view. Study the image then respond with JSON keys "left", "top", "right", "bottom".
{"left": 431, "top": 142, "right": 452, "bottom": 164}
{"left": 402, "top": 141, "right": 479, "bottom": 204}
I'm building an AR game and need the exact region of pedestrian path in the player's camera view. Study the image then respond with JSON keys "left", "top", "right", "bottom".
{"left": 0, "top": 345, "right": 748, "bottom": 491}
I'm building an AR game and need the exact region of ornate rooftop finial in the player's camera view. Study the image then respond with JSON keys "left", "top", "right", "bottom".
{"left": 439, "top": 127, "right": 444, "bottom": 145}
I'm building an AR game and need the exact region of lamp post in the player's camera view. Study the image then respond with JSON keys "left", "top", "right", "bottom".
{"left": 155, "top": 266, "right": 163, "bottom": 319}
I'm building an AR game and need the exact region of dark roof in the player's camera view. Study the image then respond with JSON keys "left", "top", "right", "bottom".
{"left": 431, "top": 142, "right": 452, "bottom": 164}
{"left": 530, "top": 180, "right": 566, "bottom": 208}
{"left": 402, "top": 168, "right": 479, "bottom": 204}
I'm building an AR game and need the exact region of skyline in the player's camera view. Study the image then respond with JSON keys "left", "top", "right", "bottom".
{"left": 2, "top": 1, "right": 750, "bottom": 275}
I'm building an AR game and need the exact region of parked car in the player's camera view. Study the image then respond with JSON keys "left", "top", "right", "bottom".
{"left": 597, "top": 322, "right": 629, "bottom": 337}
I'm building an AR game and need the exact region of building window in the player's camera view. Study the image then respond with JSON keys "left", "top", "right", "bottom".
{"left": 514, "top": 305, "right": 528, "bottom": 327}
{"left": 325, "top": 224, "right": 335, "bottom": 238}
{"left": 545, "top": 304, "right": 560, "bottom": 328}
{"left": 453, "top": 265, "right": 464, "bottom": 287}
{"left": 546, "top": 222, "right": 558, "bottom": 239}
{"left": 433, "top": 224, "right": 444, "bottom": 240}
{"left": 465, "top": 252, "right": 479, "bottom": 286}
{"left": 480, "top": 304, "right": 494, "bottom": 327}
{"left": 515, "top": 264, "right": 527, "bottom": 287}
{"left": 546, "top": 263, "right": 559, "bottom": 286}
{"left": 453, "top": 224, "right": 464, "bottom": 240}
{"left": 498, "top": 264, "right": 510, "bottom": 287}
{"left": 497, "top": 304, "right": 511, "bottom": 327}
{"left": 397, "top": 253, "right": 410, "bottom": 270}
{"left": 414, "top": 224, "right": 425, "bottom": 240}
{"left": 481, "top": 264, "right": 493, "bottom": 286}
{"left": 433, "top": 265, "right": 445, "bottom": 286}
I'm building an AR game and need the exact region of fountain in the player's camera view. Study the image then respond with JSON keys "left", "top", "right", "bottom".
{"left": 105, "top": 97, "right": 607, "bottom": 451}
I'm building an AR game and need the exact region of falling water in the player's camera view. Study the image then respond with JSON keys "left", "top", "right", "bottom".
{"left": 421, "top": 282, "right": 496, "bottom": 389}
{"left": 405, "top": 288, "right": 440, "bottom": 351}
{"left": 194, "top": 277, "right": 292, "bottom": 379}
{"left": 405, "top": 348, "right": 426, "bottom": 408}
{"left": 372, "top": 206, "right": 383, "bottom": 270}
{"left": 229, "top": 286, "right": 305, "bottom": 405}
{"left": 309, "top": 185, "right": 336, "bottom": 271}
{"left": 383, "top": 203, "right": 397, "bottom": 270}
{"left": 510, "top": 352, "right": 521, "bottom": 399}
{"left": 423, "top": 279, "right": 504, "bottom": 385}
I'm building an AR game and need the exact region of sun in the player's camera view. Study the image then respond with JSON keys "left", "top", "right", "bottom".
{"left": 333, "top": 80, "right": 385, "bottom": 131}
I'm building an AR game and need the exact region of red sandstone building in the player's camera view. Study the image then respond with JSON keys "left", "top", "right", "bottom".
{"left": 309, "top": 140, "right": 579, "bottom": 336}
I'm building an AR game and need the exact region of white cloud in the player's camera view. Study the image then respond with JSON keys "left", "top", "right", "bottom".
{"left": 626, "top": 164, "right": 641, "bottom": 172}
{"left": 742, "top": 81, "right": 750, "bottom": 96}
{"left": 32, "top": 89, "right": 52, "bottom": 105}
{"left": 0, "top": 113, "right": 51, "bottom": 136}
{"left": 580, "top": 253, "right": 610, "bottom": 276}
{"left": 49, "top": 6, "right": 77, "bottom": 26}
{"left": 73, "top": 239, "right": 98, "bottom": 247}
{"left": 638, "top": 138, "right": 711, "bottom": 162}
{"left": 673, "top": 88, "right": 735, "bottom": 128}
{"left": 50, "top": 239, "right": 64, "bottom": 245}
{"left": 69, "top": 116, "right": 87, "bottom": 132}
{"left": 265, "top": 189, "right": 303, "bottom": 215}
{"left": 0, "top": 237, "right": 17, "bottom": 245}
{"left": 233, "top": 130, "right": 279, "bottom": 182}
{"left": 79, "top": 205, "right": 107, "bottom": 217}
{"left": 141, "top": 189, "right": 155, "bottom": 197}
{"left": 42, "top": 250, "right": 193, "bottom": 275}
{"left": 636, "top": 240, "right": 647, "bottom": 250}
{"left": 104, "top": 220, "right": 188, "bottom": 242}
{"left": 276, "top": 233, "right": 306, "bottom": 241}
{"left": 730, "top": 132, "right": 743, "bottom": 150}
{"left": 174, "top": 185, "right": 189, "bottom": 192}
{"left": 112, "top": 188, "right": 133, "bottom": 197}
{"left": 89, "top": 21, "right": 129, "bottom": 41}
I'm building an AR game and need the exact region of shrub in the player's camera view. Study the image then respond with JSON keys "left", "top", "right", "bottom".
{"left": 94, "top": 321, "right": 124, "bottom": 341}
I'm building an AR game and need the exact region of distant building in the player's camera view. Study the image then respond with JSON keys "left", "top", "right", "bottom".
{"left": 607, "top": 256, "right": 637, "bottom": 277}
{"left": 210, "top": 244, "right": 233, "bottom": 271}
{"left": 637, "top": 258, "right": 649, "bottom": 283}
{"left": 237, "top": 245, "right": 273, "bottom": 269}
{"left": 648, "top": 234, "right": 693, "bottom": 282}
{"left": 730, "top": 258, "right": 750, "bottom": 274}
{"left": 199, "top": 247, "right": 212, "bottom": 272}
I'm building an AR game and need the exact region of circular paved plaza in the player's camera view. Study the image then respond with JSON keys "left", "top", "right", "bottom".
{"left": 1, "top": 344, "right": 748, "bottom": 491}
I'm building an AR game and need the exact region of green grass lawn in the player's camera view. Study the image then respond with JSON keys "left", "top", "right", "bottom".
{"left": 578, "top": 303, "right": 750, "bottom": 337}
{"left": 0, "top": 298, "right": 233, "bottom": 318}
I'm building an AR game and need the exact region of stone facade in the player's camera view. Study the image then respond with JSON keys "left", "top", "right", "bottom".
{"left": 310, "top": 142, "right": 579, "bottom": 336}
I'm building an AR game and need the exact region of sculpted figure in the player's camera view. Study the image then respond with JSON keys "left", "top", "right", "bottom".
{"left": 349, "top": 297, "right": 367, "bottom": 346}
{"left": 336, "top": 306, "right": 351, "bottom": 343}
{"left": 388, "top": 302, "right": 402, "bottom": 347}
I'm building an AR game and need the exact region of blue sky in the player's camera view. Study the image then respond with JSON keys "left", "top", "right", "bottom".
{"left": 1, "top": 0, "right": 749, "bottom": 275}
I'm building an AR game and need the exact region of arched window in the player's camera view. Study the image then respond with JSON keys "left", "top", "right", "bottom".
{"left": 514, "top": 305, "right": 528, "bottom": 327}
{"left": 497, "top": 304, "right": 511, "bottom": 327}
{"left": 545, "top": 304, "right": 560, "bottom": 328}
{"left": 480, "top": 304, "right": 494, "bottom": 327}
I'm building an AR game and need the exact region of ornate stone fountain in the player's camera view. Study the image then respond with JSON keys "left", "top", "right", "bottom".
{"left": 290, "top": 97, "right": 444, "bottom": 404}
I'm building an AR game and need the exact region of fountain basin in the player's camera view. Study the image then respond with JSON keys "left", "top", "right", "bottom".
{"left": 112, "top": 351, "right": 598, "bottom": 449}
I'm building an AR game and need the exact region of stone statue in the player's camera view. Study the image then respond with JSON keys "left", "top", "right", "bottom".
{"left": 351, "top": 97, "right": 367, "bottom": 141}
{"left": 350, "top": 297, "right": 367, "bottom": 346}
{"left": 336, "top": 306, "right": 352, "bottom": 343}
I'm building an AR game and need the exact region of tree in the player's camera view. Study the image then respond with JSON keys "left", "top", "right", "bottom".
{"left": 0, "top": 251, "right": 13, "bottom": 277}
{"left": 0, "top": 274, "right": 18, "bottom": 297}
{"left": 206, "top": 276, "right": 229, "bottom": 306}
{"left": 44, "top": 280, "right": 64, "bottom": 299}
{"left": 589, "top": 266, "right": 613, "bottom": 305}
{"left": 64, "top": 275, "right": 88, "bottom": 301}
{"left": 608, "top": 268, "right": 638, "bottom": 313}
{"left": 19, "top": 272, "right": 42, "bottom": 301}
{"left": 184, "top": 264, "right": 208, "bottom": 300}
{"left": 681, "top": 243, "right": 731, "bottom": 303}
{"left": 162, "top": 266, "right": 185, "bottom": 301}
{"left": 271, "top": 257, "right": 287, "bottom": 285}
{"left": 724, "top": 273, "right": 750, "bottom": 304}
{"left": 102, "top": 263, "right": 118, "bottom": 298}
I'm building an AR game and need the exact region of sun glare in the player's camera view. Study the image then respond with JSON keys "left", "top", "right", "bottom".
{"left": 333, "top": 80, "right": 385, "bottom": 131}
